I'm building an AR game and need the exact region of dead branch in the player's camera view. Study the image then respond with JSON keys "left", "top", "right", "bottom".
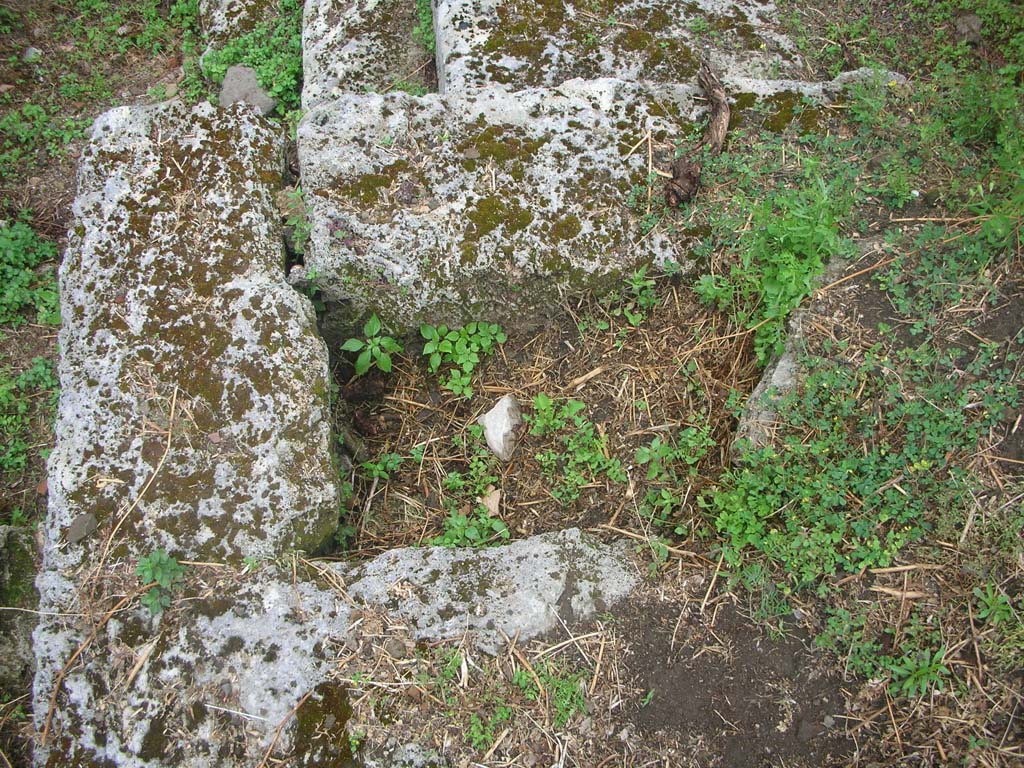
{"left": 665, "top": 61, "right": 731, "bottom": 207}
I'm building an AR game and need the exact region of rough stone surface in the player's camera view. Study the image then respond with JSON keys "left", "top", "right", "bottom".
{"left": 33, "top": 100, "right": 339, "bottom": 764}
{"left": 33, "top": 527, "right": 634, "bottom": 765}
{"left": 341, "top": 528, "right": 638, "bottom": 654}
{"left": 35, "top": 567, "right": 357, "bottom": 767}
{"left": 297, "top": 80, "right": 701, "bottom": 331}
{"left": 199, "top": 0, "right": 276, "bottom": 46}
{"left": 0, "top": 525, "right": 36, "bottom": 693}
{"left": 434, "top": 0, "right": 803, "bottom": 94}
{"left": 303, "top": 0, "right": 434, "bottom": 110}
{"left": 219, "top": 64, "right": 278, "bottom": 114}
{"left": 477, "top": 393, "right": 522, "bottom": 461}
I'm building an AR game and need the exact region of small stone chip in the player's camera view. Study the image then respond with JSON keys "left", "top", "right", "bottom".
{"left": 67, "top": 513, "right": 98, "bottom": 544}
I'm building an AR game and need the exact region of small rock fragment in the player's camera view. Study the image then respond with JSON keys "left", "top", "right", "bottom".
{"left": 955, "top": 13, "right": 983, "bottom": 46}
{"left": 22, "top": 47, "right": 42, "bottom": 63}
{"left": 66, "top": 513, "right": 98, "bottom": 544}
{"left": 219, "top": 64, "right": 277, "bottom": 115}
{"left": 384, "top": 637, "right": 407, "bottom": 659}
{"left": 477, "top": 394, "right": 522, "bottom": 461}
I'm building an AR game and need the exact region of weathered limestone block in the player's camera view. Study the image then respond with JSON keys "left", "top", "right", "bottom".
{"left": 36, "top": 567, "right": 357, "bottom": 767}
{"left": 297, "top": 79, "right": 699, "bottom": 331}
{"left": 47, "top": 100, "right": 337, "bottom": 564}
{"left": 342, "top": 528, "right": 637, "bottom": 654}
{"left": 34, "top": 99, "right": 343, "bottom": 766}
{"left": 0, "top": 525, "right": 37, "bottom": 693}
{"left": 199, "top": 0, "right": 278, "bottom": 46}
{"left": 434, "top": 0, "right": 803, "bottom": 94}
{"left": 33, "top": 528, "right": 633, "bottom": 765}
{"left": 303, "top": 0, "right": 435, "bottom": 110}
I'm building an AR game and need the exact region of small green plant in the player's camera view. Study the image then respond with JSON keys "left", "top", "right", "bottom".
{"left": 0, "top": 357, "right": 59, "bottom": 474}
{"left": 341, "top": 314, "right": 404, "bottom": 375}
{"left": 420, "top": 321, "right": 506, "bottom": 398}
{"left": 391, "top": 80, "right": 428, "bottom": 96}
{"left": 412, "top": 0, "right": 436, "bottom": 53}
{"left": 430, "top": 506, "right": 509, "bottom": 547}
{"left": 626, "top": 173, "right": 667, "bottom": 234}
{"left": 201, "top": 0, "right": 304, "bottom": 114}
{"left": 693, "top": 176, "right": 856, "bottom": 363}
{"left": 635, "top": 427, "right": 713, "bottom": 481}
{"left": 467, "top": 706, "right": 512, "bottom": 751}
{"left": 429, "top": 426, "right": 509, "bottom": 547}
{"left": 973, "top": 583, "right": 1013, "bottom": 626}
{"left": 888, "top": 646, "right": 949, "bottom": 698}
{"left": 282, "top": 187, "right": 311, "bottom": 255}
{"left": 704, "top": 341, "right": 1017, "bottom": 593}
{"left": 527, "top": 394, "right": 626, "bottom": 503}
{"left": 360, "top": 452, "right": 403, "bottom": 480}
{"left": 136, "top": 549, "right": 186, "bottom": 614}
{"left": 1, "top": 217, "right": 60, "bottom": 326}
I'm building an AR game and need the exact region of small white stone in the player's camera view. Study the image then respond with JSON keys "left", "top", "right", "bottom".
{"left": 477, "top": 394, "right": 522, "bottom": 461}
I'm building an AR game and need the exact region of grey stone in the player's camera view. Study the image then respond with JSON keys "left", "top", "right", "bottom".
{"left": 43, "top": 100, "right": 337, "bottom": 566}
{"left": 21, "top": 46, "right": 42, "bottom": 63}
{"left": 34, "top": 100, "right": 340, "bottom": 765}
{"left": 364, "top": 742, "right": 443, "bottom": 768}
{"left": 340, "top": 528, "right": 637, "bottom": 654}
{"left": 297, "top": 80, "right": 700, "bottom": 332}
{"left": 219, "top": 64, "right": 278, "bottom": 115}
{"left": 0, "top": 526, "right": 36, "bottom": 693}
{"left": 303, "top": 0, "right": 435, "bottom": 110}
{"left": 35, "top": 566, "right": 355, "bottom": 767}
{"left": 732, "top": 258, "right": 848, "bottom": 460}
{"left": 434, "top": 0, "right": 803, "bottom": 94}
{"left": 955, "top": 13, "right": 984, "bottom": 46}
{"left": 477, "top": 394, "right": 522, "bottom": 461}
{"left": 66, "top": 512, "right": 97, "bottom": 544}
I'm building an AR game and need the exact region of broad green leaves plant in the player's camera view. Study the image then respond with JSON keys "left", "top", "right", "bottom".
{"left": 341, "top": 314, "right": 403, "bottom": 376}
{"left": 136, "top": 549, "right": 186, "bottom": 614}
{"left": 526, "top": 394, "right": 626, "bottom": 503}
{"left": 0, "top": 218, "right": 59, "bottom": 326}
{"left": 420, "top": 321, "right": 506, "bottom": 398}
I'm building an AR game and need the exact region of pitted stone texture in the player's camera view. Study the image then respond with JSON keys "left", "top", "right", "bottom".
{"left": 45, "top": 100, "right": 337, "bottom": 568}
{"left": 297, "top": 80, "right": 699, "bottom": 331}
{"left": 33, "top": 568, "right": 356, "bottom": 767}
{"left": 435, "top": 0, "right": 803, "bottom": 94}
{"left": 303, "top": 0, "right": 435, "bottom": 110}
{"left": 0, "top": 526, "right": 36, "bottom": 693}
{"left": 342, "top": 528, "right": 638, "bottom": 654}
{"left": 199, "top": 0, "right": 277, "bottom": 45}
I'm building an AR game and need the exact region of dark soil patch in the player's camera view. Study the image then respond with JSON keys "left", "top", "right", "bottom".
{"left": 621, "top": 600, "right": 852, "bottom": 768}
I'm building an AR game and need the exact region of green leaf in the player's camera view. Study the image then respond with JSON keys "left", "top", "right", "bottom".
{"left": 340, "top": 338, "right": 365, "bottom": 352}
{"left": 364, "top": 313, "right": 382, "bottom": 338}
{"left": 355, "top": 348, "right": 373, "bottom": 375}
{"left": 380, "top": 336, "right": 403, "bottom": 353}
{"left": 377, "top": 352, "right": 393, "bottom": 372}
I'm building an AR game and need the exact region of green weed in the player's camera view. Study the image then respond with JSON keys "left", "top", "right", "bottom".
{"left": 694, "top": 177, "right": 856, "bottom": 364}
{"left": 201, "top": 0, "right": 304, "bottom": 114}
{"left": 0, "top": 357, "right": 58, "bottom": 475}
{"left": 705, "top": 342, "right": 1017, "bottom": 593}
{"left": 526, "top": 394, "right": 626, "bottom": 503}
{"left": 430, "top": 427, "right": 509, "bottom": 547}
{"left": 0, "top": 217, "right": 59, "bottom": 326}
{"left": 360, "top": 452, "right": 403, "bottom": 481}
{"left": 341, "top": 314, "right": 404, "bottom": 376}
{"left": 412, "top": 0, "right": 436, "bottom": 54}
{"left": 136, "top": 549, "right": 186, "bottom": 614}
{"left": 420, "top": 321, "right": 506, "bottom": 398}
